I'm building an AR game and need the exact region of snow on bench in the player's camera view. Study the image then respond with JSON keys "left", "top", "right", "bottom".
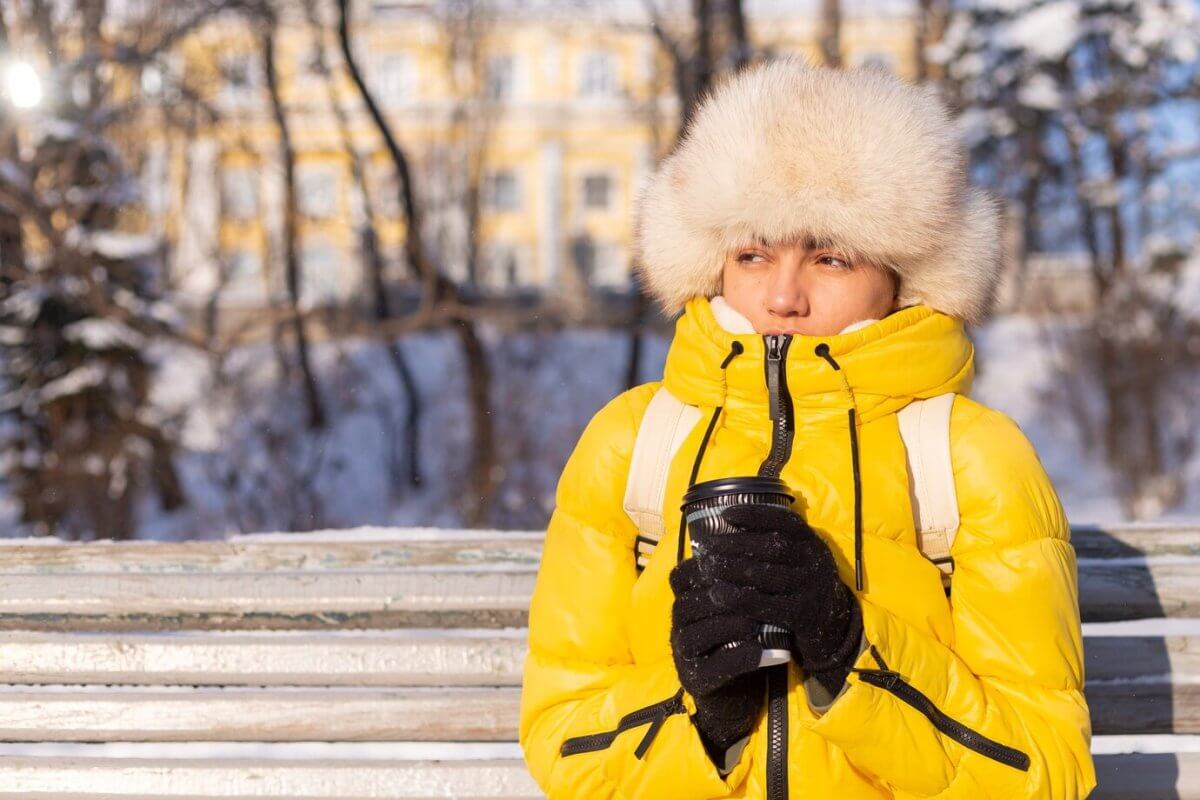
{"left": 0, "top": 524, "right": 1191, "bottom": 798}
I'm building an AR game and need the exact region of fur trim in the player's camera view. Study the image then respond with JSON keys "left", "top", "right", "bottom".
{"left": 632, "top": 57, "right": 1003, "bottom": 324}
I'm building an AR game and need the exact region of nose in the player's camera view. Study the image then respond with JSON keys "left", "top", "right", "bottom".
{"left": 765, "top": 257, "right": 809, "bottom": 321}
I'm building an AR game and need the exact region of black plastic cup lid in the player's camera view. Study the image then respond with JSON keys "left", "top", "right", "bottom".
{"left": 681, "top": 476, "right": 794, "bottom": 508}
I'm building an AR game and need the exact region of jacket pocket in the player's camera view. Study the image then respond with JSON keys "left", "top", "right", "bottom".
{"left": 560, "top": 687, "right": 687, "bottom": 760}
{"left": 852, "top": 645, "right": 1031, "bottom": 772}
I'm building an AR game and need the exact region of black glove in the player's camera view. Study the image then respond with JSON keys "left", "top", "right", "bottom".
{"left": 697, "top": 503, "right": 863, "bottom": 699}
{"left": 669, "top": 555, "right": 767, "bottom": 763}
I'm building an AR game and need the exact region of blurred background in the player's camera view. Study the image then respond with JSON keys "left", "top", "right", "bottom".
{"left": 0, "top": 0, "right": 1197, "bottom": 541}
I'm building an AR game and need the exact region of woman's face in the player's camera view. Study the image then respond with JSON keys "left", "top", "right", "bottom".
{"left": 720, "top": 237, "right": 900, "bottom": 335}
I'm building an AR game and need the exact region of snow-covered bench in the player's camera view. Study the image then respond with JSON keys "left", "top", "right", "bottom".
{"left": 0, "top": 524, "right": 1191, "bottom": 798}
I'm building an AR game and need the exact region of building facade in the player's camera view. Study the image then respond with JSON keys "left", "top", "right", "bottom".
{"left": 138, "top": 0, "right": 920, "bottom": 314}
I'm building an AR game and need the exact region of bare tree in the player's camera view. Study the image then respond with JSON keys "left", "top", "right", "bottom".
{"left": 628, "top": 0, "right": 757, "bottom": 390}
{"left": 940, "top": 0, "right": 1200, "bottom": 518}
{"left": 336, "top": 0, "right": 497, "bottom": 526}
{"left": 258, "top": 3, "right": 328, "bottom": 430}
{"left": 914, "top": 0, "right": 950, "bottom": 81}
{"left": 301, "top": 0, "right": 425, "bottom": 493}
{"left": 819, "top": 0, "right": 842, "bottom": 68}
{"left": 0, "top": 0, "right": 232, "bottom": 538}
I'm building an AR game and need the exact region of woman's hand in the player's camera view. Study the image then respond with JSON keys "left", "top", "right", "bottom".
{"left": 669, "top": 556, "right": 767, "bottom": 761}
{"left": 699, "top": 503, "right": 863, "bottom": 698}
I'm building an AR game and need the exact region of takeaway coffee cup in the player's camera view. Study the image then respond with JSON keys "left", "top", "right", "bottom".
{"left": 681, "top": 476, "right": 795, "bottom": 668}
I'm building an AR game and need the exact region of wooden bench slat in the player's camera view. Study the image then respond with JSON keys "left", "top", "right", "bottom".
{"left": 0, "top": 537, "right": 543, "bottom": 574}
{"left": 0, "top": 630, "right": 527, "bottom": 686}
{"left": 0, "top": 630, "right": 1182, "bottom": 688}
{"left": 0, "top": 561, "right": 1191, "bottom": 628}
{"left": 0, "top": 687, "right": 519, "bottom": 742}
{"left": 1072, "top": 526, "right": 1200, "bottom": 559}
{"left": 0, "top": 756, "right": 542, "bottom": 798}
{"left": 0, "top": 681, "right": 1179, "bottom": 739}
{"left": 1077, "top": 560, "right": 1200, "bottom": 621}
{"left": 0, "top": 753, "right": 1184, "bottom": 798}
{"left": 0, "top": 572, "right": 535, "bottom": 631}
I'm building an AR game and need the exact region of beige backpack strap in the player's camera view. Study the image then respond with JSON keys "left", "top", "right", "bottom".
{"left": 623, "top": 387, "right": 702, "bottom": 572}
{"left": 897, "top": 393, "right": 960, "bottom": 595}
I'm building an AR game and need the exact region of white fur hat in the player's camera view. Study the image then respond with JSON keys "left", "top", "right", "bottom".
{"left": 631, "top": 57, "right": 1003, "bottom": 324}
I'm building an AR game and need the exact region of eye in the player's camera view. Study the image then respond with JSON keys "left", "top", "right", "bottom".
{"left": 736, "top": 251, "right": 767, "bottom": 264}
{"left": 819, "top": 255, "right": 851, "bottom": 269}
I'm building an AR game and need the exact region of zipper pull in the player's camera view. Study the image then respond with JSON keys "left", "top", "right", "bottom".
{"left": 634, "top": 690, "right": 684, "bottom": 760}
{"left": 765, "top": 334, "right": 783, "bottom": 422}
{"left": 849, "top": 666, "right": 902, "bottom": 689}
{"left": 634, "top": 711, "right": 667, "bottom": 759}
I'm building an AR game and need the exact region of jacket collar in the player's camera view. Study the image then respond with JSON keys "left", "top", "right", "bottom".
{"left": 662, "top": 296, "right": 976, "bottom": 424}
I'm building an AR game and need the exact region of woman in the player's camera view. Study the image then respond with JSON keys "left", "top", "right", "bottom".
{"left": 519, "top": 57, "right": 1095, "bottom": 799}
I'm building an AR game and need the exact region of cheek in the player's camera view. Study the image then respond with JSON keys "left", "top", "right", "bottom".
{"left": 816, "top": 275, "right": 892, "bottom": 321}
{"left": 721, "top": 265, "right": 759, "bottom": 303}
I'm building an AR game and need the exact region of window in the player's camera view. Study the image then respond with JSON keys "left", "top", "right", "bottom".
{"left": 300, "top": 238, "right": 342, "bottom": 307}
{"left": 578, "top": 50, "right": 617, "bottom": 98}
{"left": 371, "top": 0, "right": 426, "bottom": 18}
{"left": 480, "top": 243, "right": 524, "bottom": 290}
{"left": 140, "top": 53, "right": 183, "bottom": 103}
{"left": 853, "top": 50, "right": 896, "bottom": 73}
{"left": 366, "top": 160, "right": 400, "bottom": 217}
{"left": 483, "top": 170, "right": 520, "bottom": 211}
{"left": 141, "top": 146, "right": 168, "bottom": 218}
{"left": 370, "top": 52, "right": 415, "bottom": 107}
{"left": 141, "top": 64, "right": 163, "bottom": 97}
{"left": 217, "top": 52, "right": 260, "bottom": 108}
{"left": 224, "top": 249, "right": 263, "bottom": 293}
{"left": 296, "top": 165, "right": 339, "bottom": 219}
{"left": 294, "top": 44, "right": 325, "bottom": 91}
{"left": 484, "top": 54, "right": 515, "bottom": 101}
{"left": 581, "top": 173, "right": 612, "bottom": 210}
{"left": 221, "top": 167, "right": 259, "bottom": 221}
{"left": 571, "top": 235, "right": 624, "bottom": 287}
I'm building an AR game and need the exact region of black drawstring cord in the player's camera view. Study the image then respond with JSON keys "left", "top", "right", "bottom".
{"left": 815, "top": 343, "right": 865, "bottom": 592}
{"left": 675, "top": 341, "right": 744, "bottom": 564}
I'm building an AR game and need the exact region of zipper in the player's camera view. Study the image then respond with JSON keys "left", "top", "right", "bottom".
{"left": 559, "top": 688, "right": 686, "bottom": 759}
{"left": 851, "top": 645, "right": 1031, "bottom": 772}
{"left": 759, "top": 333, "right": 793, "bottom": 800}
{"left": 758, "top": 334, "right": 794, "bottom": 476}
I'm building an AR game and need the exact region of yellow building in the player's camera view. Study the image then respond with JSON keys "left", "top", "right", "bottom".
{"left": 143, "top": 0, "right": 918, "bottom": 314}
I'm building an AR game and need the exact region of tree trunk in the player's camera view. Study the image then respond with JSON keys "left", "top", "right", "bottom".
{"left": 819, "top": 0, "right": 842, "bottom": 68}
{"left": 303, "top": 0, "right": 423, "bottom": 491}
{"left": 260, "top": 11, "right": 326, "bottom": 430}
{"left": 337, "top": 0, "right": 496, "bottom": 525}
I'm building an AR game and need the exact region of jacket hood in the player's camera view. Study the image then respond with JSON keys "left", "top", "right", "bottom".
{"left": 663, "top": 296, "right": 975, "bottom": 424}
{"left": 632, "top": 56, "right": 1004, "bottom": 325}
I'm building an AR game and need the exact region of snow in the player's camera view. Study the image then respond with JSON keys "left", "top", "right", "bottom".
{"left": 63, "top": 319, "right": 146, "bottom": 350}
{"left": 0, "top": 627, "right": 530, "bottom": 640}
{"left": 1082, "top": 618, "right": 1200, "bottom": 637}
{"left": 1, "top": 286, "right": 46, "bottom": 323}
{"left": 227, "top": 526, "right": 544, "bottom": 543}
{"left": 0, "top": 737, "right": 1180, "bottom": 759}
{"left": 1016, "top": 73, "right": 1061, "bottom": 110}
{"left": 0, "top": 740, "right": 525, "bottom": 760}
{"left": 89, "top": 231, "right": 159, "bottom": 260}
{"left": 1092, "top": 735, "right": 1200, "bottom": 755}
{"left": 2, "top": 303, "right": 1192, "bottom": 540}
{"left": 1003, "top": 0, "right": 1079, "bottom": 61}
{"left": 0, "top": 325, "right": 27, "bottom": 345}
{"left": 38, "top": 363, "right": 106, "bottom": 403}
{"left": 1075, "top": 554, "right": 1200, "bottom": 567}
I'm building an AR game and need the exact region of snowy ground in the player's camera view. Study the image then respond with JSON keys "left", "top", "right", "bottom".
{"left": 2, "top": 311, "right": 1198, "bottom": 539}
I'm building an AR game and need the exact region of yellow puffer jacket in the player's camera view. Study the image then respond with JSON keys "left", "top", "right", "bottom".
{"left": 519, "top": 296, "right": 1096, "bottom": 799}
